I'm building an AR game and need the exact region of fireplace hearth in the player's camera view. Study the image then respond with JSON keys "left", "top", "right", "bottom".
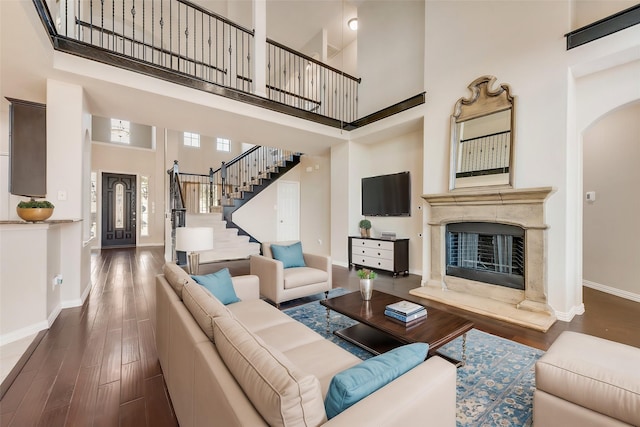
{"left": 412, "top": 187, "right": 557, "bottom": 331}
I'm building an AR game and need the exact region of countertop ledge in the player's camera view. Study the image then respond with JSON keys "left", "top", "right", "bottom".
{"left": 0, "top": 219, "right": 81, "bottom": 225}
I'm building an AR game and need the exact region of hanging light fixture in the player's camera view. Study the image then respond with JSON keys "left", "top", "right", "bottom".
{"left": 348, "top": 18, "right": 358, "bottom": 31}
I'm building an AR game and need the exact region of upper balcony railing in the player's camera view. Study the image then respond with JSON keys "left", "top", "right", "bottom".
{"left": 39, "top": 0, "right": 359, "bottom": 124}
{"left": 266, "top": 39, "right": 359, "bottom": 124}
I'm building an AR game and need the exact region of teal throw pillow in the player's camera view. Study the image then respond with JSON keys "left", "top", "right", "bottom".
{"left": 270, "top": 242, "right": 306, "bottom": 268}
{"left": 191, "top": 268, "right": 240, "bottom": 305}
{"left": 324, "top": 343, "right": 429, "bottom": 419}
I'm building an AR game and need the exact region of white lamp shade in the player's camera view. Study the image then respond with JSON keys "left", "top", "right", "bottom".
{"left": 175, "top": 227, "right": 214, "bottom": 252}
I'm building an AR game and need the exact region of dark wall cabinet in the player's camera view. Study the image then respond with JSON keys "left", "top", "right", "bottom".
{"left": 8, "top": 97, "right": 47, "bottom": 197}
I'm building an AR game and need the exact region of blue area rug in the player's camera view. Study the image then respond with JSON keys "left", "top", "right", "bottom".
{"left": 283, "top": 289, "right": 544, "bottom": 427}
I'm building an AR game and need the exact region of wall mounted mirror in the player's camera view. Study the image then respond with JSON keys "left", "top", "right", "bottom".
{"left": 450, "top": 76, "right": 515, "bottom": 189}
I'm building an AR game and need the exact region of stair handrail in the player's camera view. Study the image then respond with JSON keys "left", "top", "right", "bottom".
{"left": 175, "top": 145, "right": 301, "bottom": 213}
{"left": 266, "top": 38, "right": 361, "bottom": 83}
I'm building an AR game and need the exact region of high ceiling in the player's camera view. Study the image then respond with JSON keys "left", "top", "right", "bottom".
{"left": 266, "top": 0, "right": 358, "bottom": 57}
{"left": 197, "top": 1, "right": 359, "bottom": 55}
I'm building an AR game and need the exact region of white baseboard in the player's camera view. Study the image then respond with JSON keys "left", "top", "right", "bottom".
{"left": 61, "top": 281, "right": 92, "bottom": 309}
{"left": 47, "top": 305, "right": 62, "bottom": 327}
{"left": 80, "top": 280, "right": 92, "bottom": 303}
{"left": 583, "top": 280, "right": 640, "bottom": 303}
{"left": 554, "top": 303, "right": 585, "bottom": 322}
{"left": 0, "top": 321, "right": 48, "bottom": 347}
{"left": 333, "top": 261, "right": 349, "bottom": 269}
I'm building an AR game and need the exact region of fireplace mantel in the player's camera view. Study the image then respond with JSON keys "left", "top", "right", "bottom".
{"left": 413, "top": 186, "right": 557, "bottom": 331}
{"left": 422, "top": 186, "right": 554, "bottom": 207}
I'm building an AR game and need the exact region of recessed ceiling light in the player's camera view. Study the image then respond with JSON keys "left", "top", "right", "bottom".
{"left": 348, "top": 18, "right": 358, "bottom": 31}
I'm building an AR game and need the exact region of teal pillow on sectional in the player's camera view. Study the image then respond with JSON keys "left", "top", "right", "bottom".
{"left": 270, "top": 242, "right": 306, "bottom": 268}
{"left": 191, "top": 268, "right": 240, "bottom": 305}
{"left": 324, "top": 343, "right": 429, "bottom": 419}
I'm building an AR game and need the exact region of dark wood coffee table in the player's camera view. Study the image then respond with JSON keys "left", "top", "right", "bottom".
{"left": 320, "top": 290, "right": 473, "bottom": 365}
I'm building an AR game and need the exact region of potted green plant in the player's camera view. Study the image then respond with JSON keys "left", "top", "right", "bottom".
{"left": 16, "top": 198, "right": 55, "bottom": 222}
{"left": 357, "top": 268, "right": 377, "bottom": 300}
{"left": 358, "top": 219, "right": 371, "bottom": 238}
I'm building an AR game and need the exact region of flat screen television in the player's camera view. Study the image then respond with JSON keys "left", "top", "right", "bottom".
{"left": 361, "top": 172, "right": 411, "bottom": 217}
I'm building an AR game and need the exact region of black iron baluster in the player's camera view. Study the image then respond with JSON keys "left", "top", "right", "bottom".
{"left": 208, "top": 16, "right": 212, "bottom": 81}
{"left": 121, "top": 0, "right": 124, "bottom": 54}
{"left": 131, "top": 0, "right": 136, "bottom": 57}
{"left": 151, "top": 0, "right": 154, "bottom": 64}
{"left": 111, "top": 0, "right": 115, "bottom": 51}
{"left": 169, "top": 0, "right": 173, "bottom": 70}
{"left": 178, "top": 3, "right": 181, "bottom": 72}
{"left": 86, "top": 0, "right": 90, "bottom": 43}
{"left": 184, "top": 5, "right": 189, "bottom": 75}
{"left": 159, "top": 0, "right": 163, "bottom": 66}
{"left": 222, "top": 21, "right": 226, "bottom": 86}
{"left": 142, "top": 0, "right": 145, "bottom": 61}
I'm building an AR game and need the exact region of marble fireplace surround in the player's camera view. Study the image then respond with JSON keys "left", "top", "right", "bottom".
{"left": 411, "top": 187, "right": 557, "bottom": 331}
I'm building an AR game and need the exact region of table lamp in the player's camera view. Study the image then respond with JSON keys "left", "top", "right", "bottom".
{"left": 175, "top": 227, "right": 214, "bottom": 275}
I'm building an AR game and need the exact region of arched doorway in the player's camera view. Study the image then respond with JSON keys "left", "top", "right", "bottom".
{"left": 582, "top": 101, "right": 640, "bottom": 301}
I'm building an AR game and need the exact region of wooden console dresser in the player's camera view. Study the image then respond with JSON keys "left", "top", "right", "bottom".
{"left": 348, "top": 236, "right": 409, "bottom": 276}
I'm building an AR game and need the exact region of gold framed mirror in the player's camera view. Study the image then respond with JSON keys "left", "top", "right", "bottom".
{"left": 450, "top": 76, "right": 515, "bottom": 189}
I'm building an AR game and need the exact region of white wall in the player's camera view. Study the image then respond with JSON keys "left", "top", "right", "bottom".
{"left": 330, "top": 142, "right": 351, "bottom": 266}
{"left": 299, "top": 154, "right": 331, "bottom": 255}
{"left": 0, "top": 68, "right": 92, "bottom": 344}
{"left": 46, "top": 79, "right": 92, "bottom": 308}
{"left": 91, "top": 140, "right": 166, "bottom": 246}
{"left": 357, "top": 0, "right": 425, "bottom": 117}
{"left": 572, "top": 1, "right": 638, "bottom": 29}
{"left": 328, "top": 39, "right": 358, "bottom": 78}
{"left": 171, "top": 129, "right": 244, "bottom": 175}
{"left": 357, "top": 131, "right": 424, "bottom": 274}
{"left": 424, "top": 1, "right": 571, "bottom": 317}
{"left": 0, "top": 225, "right": 49, "bottom": 344}
{"left": 583, "top": 102, "right": 640, "bottom": 300}
{"left": 232, "top": 154, "right": 332, "bottom": 256}
{"left": 423, "top": 0, "right": 640, "bottom": 319}
{"left": 329, "top": 128, "right": 424, "bottom": 274}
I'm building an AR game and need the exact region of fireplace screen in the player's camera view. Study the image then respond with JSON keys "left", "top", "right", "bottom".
{"left": 446, "top": 222, "right": 524, "bottom": 290}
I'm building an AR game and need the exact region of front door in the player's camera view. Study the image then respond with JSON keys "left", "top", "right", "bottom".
{"left": 102, "top": 173, "right": 136, "bottom": 247}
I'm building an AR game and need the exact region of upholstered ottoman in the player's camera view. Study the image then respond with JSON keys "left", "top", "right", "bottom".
{"left": 534, "top": 331, "right": 640, "bottom": 426}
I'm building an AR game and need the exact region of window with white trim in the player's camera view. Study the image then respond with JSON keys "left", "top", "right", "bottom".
{"left": 216, "top": 137, "right": 230, "bottom": 152}
{"left": 140, "top": 176, "right": 149, "bottom": 236}
{"left": 184, "top": 132, "right": 200, "bottom": 147}
{"left": 90, "top": 172, "right": 97, "bottom": 238}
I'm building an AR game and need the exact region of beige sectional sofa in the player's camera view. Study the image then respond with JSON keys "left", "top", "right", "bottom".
{"left": 156, "top": 262, "right": 457, "bottom": 426}
{"left": 534, "top": 331, "right": 640, "bottom": 426}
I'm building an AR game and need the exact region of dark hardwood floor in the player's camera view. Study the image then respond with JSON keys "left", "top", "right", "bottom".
{"left": 1, "top": 246, "right": 638, "bottom": 426}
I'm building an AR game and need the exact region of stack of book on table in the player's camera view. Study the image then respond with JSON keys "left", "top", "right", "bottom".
{"left": 384, "top": 300, "right": 427, "bottom": 324}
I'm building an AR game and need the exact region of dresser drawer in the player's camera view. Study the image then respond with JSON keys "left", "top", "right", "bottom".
{"left": 351, "top": 246, "right": 393, "bottom": 260}
{"left": 351, "top": 255, "right": 394, "bottom": 271}
{"left": 348, "top": 237, "right": 409, "bottom": 276}
{"left": 351, "top": 238, "right": 394, "bottom": 251}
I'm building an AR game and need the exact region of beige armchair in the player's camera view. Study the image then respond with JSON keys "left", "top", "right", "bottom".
{"left": 250, "top": 241, "right": 332, "bottom": 307}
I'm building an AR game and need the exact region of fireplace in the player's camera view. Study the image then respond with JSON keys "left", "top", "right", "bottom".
{"left": 446, "top": 222, "right": 525, "bottom": 290}
{"left": 412, "top": 187, "right": 557, "bottom": 331}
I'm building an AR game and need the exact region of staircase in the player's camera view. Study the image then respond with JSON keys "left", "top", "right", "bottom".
{"left": 185, "top": 213, "right": 260, "bottom": 263}
{"left": 222, "top": 150, "right": 302, "bottom": 236}
{"left": 169, "top": 146, "right": 302, "bottom": 263}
